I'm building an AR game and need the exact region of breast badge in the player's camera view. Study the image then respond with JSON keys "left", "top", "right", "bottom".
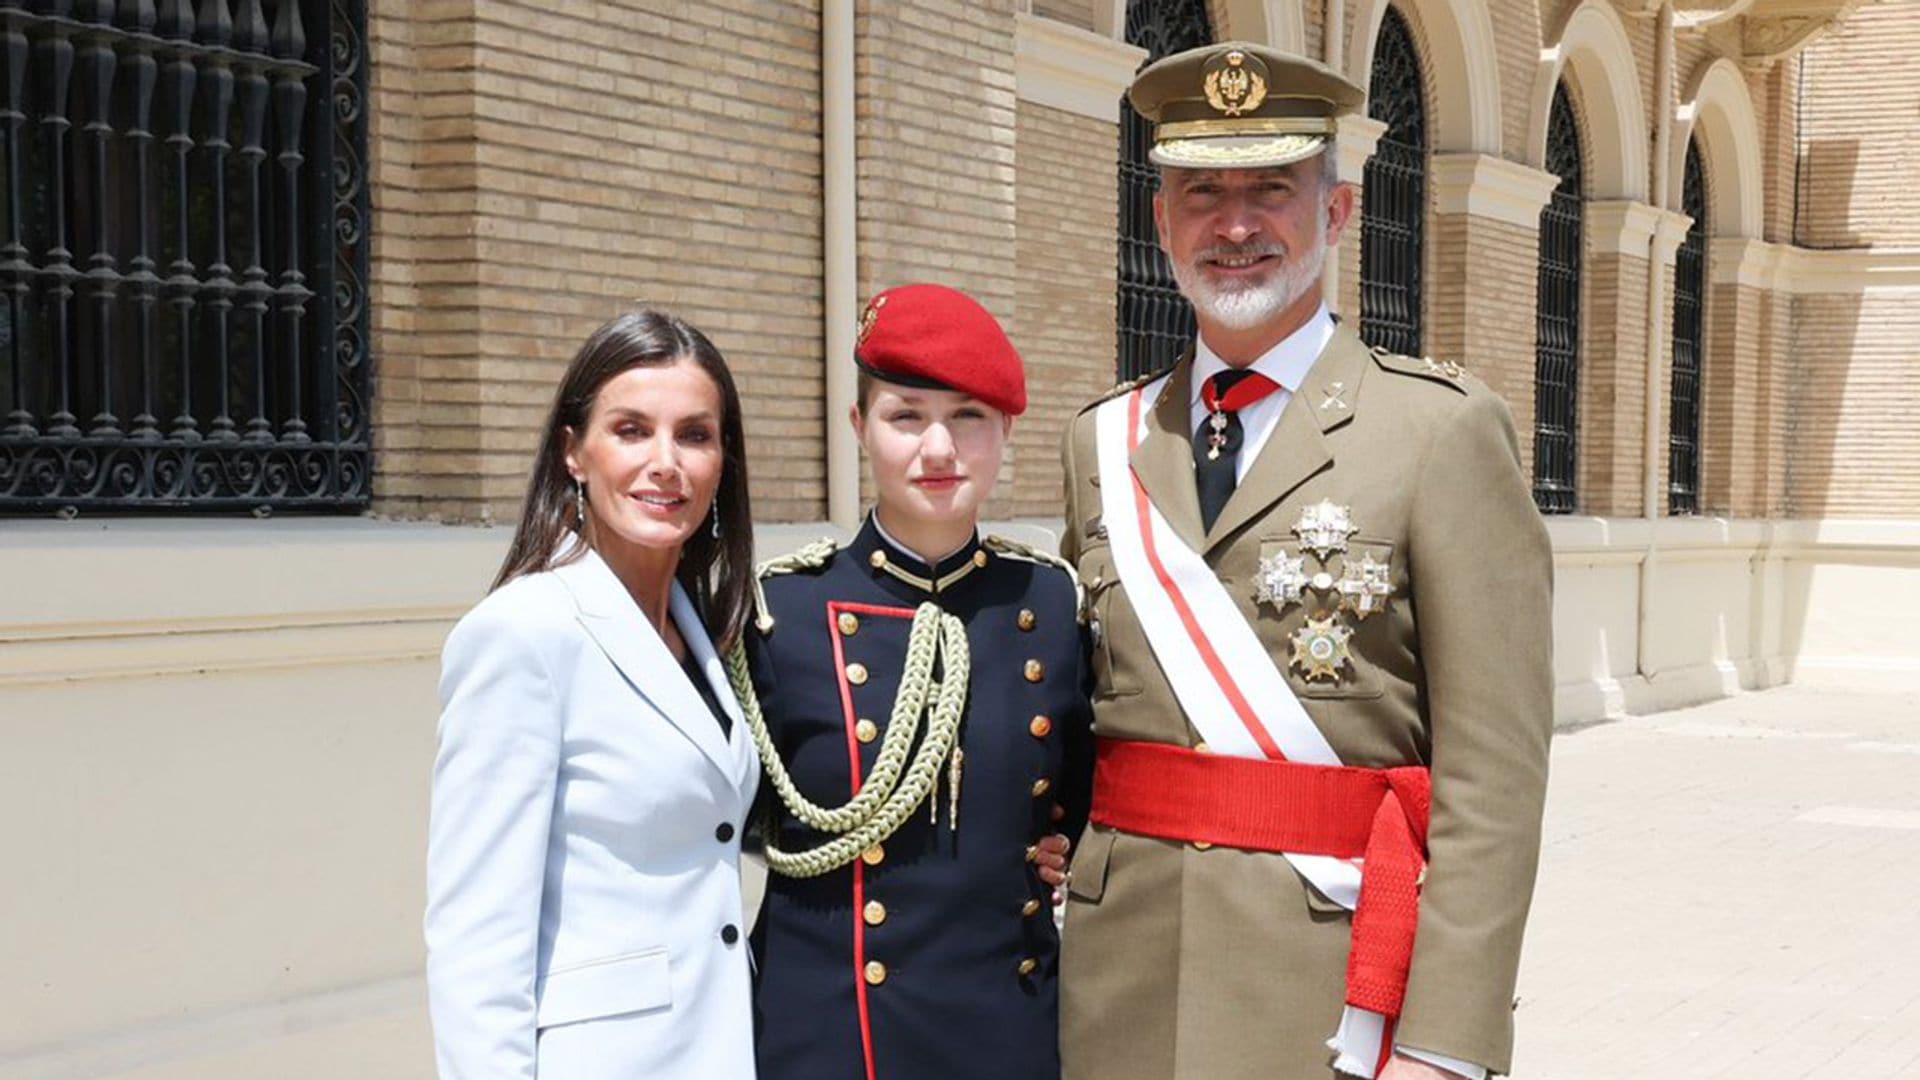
{"left": 1293, "top": 500, "right": 1358, "bottom": 560}
{"left": 1289, "top": 613, "right": 1352, "bottom": 683}
{"left": 1257, "top": 502, "right": 1398, "bottom": 687}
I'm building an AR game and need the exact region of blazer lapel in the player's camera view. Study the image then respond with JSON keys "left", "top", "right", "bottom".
{"left": 669, "top": 586, "right": 759, "bottom": 799}
{"left": 556, "top": 551, "right": 736, "bottom": 782}
{"left": 1202, "top": 327, "right": 1368, "bottom": 553}
{"left": 1127, "top": 353, "right": 1208, "bottom": 555}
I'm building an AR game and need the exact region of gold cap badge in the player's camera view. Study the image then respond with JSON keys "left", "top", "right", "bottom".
{"left": 1203, "top": 49, "right": 1268, "bottom": 117}
{"left": 856, "top": 294, "right": 887, "bottom": 346}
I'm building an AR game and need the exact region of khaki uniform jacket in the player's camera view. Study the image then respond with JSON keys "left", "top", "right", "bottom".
{"left": 1057, "top": 326, "right": 1553, "bottom": 1078}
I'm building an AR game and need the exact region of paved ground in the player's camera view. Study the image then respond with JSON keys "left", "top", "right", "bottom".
{"left": 1513, "top": 684, "right": 1920, "bottom": 1079}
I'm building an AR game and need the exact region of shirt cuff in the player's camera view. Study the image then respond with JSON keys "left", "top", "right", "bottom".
{"left": 1396, "top": 1044, "right": 1488, "bottom": 1080}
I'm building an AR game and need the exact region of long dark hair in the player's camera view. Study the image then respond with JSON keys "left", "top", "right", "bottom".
{"left": 492, "top": 309, "right": 756, "bottom": 653}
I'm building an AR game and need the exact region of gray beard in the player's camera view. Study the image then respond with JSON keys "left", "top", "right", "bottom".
{"left": 1172, "top": 240, "right": 1327, "bottom": 332}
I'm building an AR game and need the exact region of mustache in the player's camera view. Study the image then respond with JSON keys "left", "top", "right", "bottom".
{"left": 1192, "top": 242, "right": 1289, "bottom": 262}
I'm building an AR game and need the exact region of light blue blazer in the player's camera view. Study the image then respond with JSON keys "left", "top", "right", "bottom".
{"left": 425, "top": 547, "right": 760, "bottom": 1079}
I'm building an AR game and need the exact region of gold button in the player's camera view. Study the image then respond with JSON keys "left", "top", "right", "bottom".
{"left": 1024, "top": 659, "right": 1045, "bottom": 683}
{"left": 862, "top": 843, "right": 886, "bottom": 866}
{"left": 973, "top": 550, "right": 989, "bottom": 568}
{"left": 1017, "top": 957, "right": 1039, "bottom": 976}
{"left": 1029, "top": 715, "right": 1053, "bottom": 738}
{"left": 838, "top": 612, "right": 860, "bottom": 636}
{"left": 864, "top": 900, "right": 887, "bottom": 926}
{"left": 1193, "top": 742, "right": 1210, "bottom": 754}
{"left": 1192, "top": 840, "right": 1213, "bottom": 851}
{"left": 1017, "top": 609, "right": 1037, "bottom": 631}
{"left": 1021, "top": 898, "right": 1043, "bottom": 917}
{"left": 870, "top": 550, "right": 888, "bottom": 569}
{"left": 865, "top": 960, "right": 888, "bottom": 985}
{"left": 846, "top": 662, "right": 868, "bottom": 686}
{"left": 855, "top": 718, "right": 878, "bottom": 743}
{"left": 1024, "top": 844, "right": 1039, "bottom": 863}
{"left": 1031, "top": 778, "right": 1052, "bottom": 797}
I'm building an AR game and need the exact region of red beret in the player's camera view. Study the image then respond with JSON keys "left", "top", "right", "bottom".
{"left": 854, "top": 284, "right": 1027, "bottom": 416}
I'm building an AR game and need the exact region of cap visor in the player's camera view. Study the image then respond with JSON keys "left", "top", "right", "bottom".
{"left": 1149, "top": 133, "right": 1327, "bottom": 170}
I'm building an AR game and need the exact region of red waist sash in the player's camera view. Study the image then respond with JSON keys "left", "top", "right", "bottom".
{"left": 1088, "top": 737, "right": 1432, "bottom": 1018}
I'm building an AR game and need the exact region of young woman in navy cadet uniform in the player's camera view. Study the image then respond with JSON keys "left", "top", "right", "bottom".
{"left": 738, "top": 284, "right": 1094, "bottom": 1080}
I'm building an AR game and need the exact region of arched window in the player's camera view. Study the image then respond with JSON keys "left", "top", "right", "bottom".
{"left": 1359, "top": 5, "right": 1427, "bottom": 356}
{"left": 1668, "top": 138, "right": 1707, "bottom": 515}
{"left": 1532, "top": 85, "right": 1584, "bottom": 514}
{"left": 1115, "top": 0, "right": 1212, "bottom": 380}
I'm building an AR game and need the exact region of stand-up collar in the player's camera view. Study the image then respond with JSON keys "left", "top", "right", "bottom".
{"left": 848, "top": 513, "right": 988, "bottom": 599}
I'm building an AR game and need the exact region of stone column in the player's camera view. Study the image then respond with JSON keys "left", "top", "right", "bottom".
{"left": 1426, "top": 152, "right": 1560, "bottom": 479}
{"left": 1331, "top": 113, "right": 1386, "bottom": 320}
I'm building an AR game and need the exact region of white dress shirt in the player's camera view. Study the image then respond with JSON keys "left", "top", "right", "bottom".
{"left": 1188, "top": 308, "right": 1488, "bottom": 1080}
{"left": 1188, "top": 304, "right": 1335, "bottom": 482}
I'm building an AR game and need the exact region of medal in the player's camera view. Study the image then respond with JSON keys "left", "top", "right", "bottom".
{"left": 1336, "top": 552, "right": 1394, "bottom": 618}
{"left": 1254, "top": 549, "right": 1310, "bottom": 610}
{"left": 1206, "top": 409, "right": 1229, "bottom": 460}
{"left": 1292, "top": 499, "right": 1358, "bottom": 560}
{"left": 1288, "top": 612, "right": 1353, "bottom": 683}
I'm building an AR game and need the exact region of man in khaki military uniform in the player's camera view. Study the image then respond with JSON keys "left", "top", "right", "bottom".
{"left": 1058, "top": 43, "right": 1552, "bottom": 1080}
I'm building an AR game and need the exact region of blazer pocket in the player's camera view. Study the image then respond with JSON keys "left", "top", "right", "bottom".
{"left": 1066, "top": 826, "right": 1116, "bottom": 904}
{"left": 536, "top": 946, "right": 672, "bottom": 1030}
{"left": 1080, "top": 548, "right": 1140, "bottom": 700}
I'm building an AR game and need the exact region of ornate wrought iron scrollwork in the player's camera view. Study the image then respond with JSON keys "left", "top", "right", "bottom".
{"left": 0, "top": 0, "right": 368, "bottom": 512}
{"left": 1115, "top": 0, "right": 1210, "bottom": 381}
{"left": 1359, "top": 5, "right": 1426, "bottom": 358}
{"left": 1532, "top": 84, "right": 1584, "bottom": 515}
{"left": 1668, "top": 138, "right": 1707, "bottom": 516}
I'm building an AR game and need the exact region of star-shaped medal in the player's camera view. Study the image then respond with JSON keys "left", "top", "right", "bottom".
{"left": 1292, "top": 500, "right": 1358, "bottom": 560}
{"left": 1336, "top": 552, "right": 1395, "bottom": 619}
{"left": 1254, "top": 550, "right": 1309, "bottom": 610}
{"left": 1289, "top": 613, "right": 1353, "bottom": 683}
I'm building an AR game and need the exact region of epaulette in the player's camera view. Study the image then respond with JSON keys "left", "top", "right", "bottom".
{"left": 1076, "top": 366, "right": 1168, "bottom": 415}
{"left": 982, "top": 534, "right": 1084, "bottom": 615}
{"left": 751, "top": 537, "right": 840, "bottom": 634}
{"left": 1369, "top": 345, "right": 1471, "bottom": 395}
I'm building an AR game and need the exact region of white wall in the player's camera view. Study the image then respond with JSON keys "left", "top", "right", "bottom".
{"left": 3, "top": 515, "right": 1915, "bottom": 1077}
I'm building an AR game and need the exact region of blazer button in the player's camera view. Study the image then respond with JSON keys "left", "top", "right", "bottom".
{"left": 855, "top": 718, "right": 879, "bottom": 743}
{"left": 721, "top": 924, "right": 740, "bottom": 945}
{"left": 1021, "top": 898, "right": 1042, "bottom": 918}
{"left": 1030, "top": 777, "right": 1052, "bottom": 797}
{"left": 1023, "top": 659, "right": 1045, "bottom": 683}
{"left": 1017, "top": 957, "right": 1039, "bottom": 977}
{"left": 862, "top": 843, "right": 886, "bottom": 866}
{"left": 864, "top": 900, "right": 887, "bottom": 926}
{"left": 716, "top": 822, "right": 735, "bottom": 843}
{"left": 847, "top": 662, "right": 869, "bottom": 686}
{"left": 838, "top": 611, "right": 860, "bottom": 636}
{"left": 1029, "top": 715, "right": 1052, "bottom": 738}
{"left": 1017, "top": 608, "right": 1037, "bottom": 631}
{"left": 865, "top": 960, "right": 888, "bottom": 985}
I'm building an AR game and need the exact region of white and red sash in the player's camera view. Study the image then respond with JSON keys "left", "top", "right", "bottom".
{"left": 1091, "top": 375, "right": 1397, "bottom": 1078}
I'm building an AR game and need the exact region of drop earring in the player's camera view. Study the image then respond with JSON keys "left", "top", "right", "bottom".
{"left": 710, "top": 503, "right": 722, "bottom": 540}
{"left": 573, "top": 479, "right": 586, "bottom": 529}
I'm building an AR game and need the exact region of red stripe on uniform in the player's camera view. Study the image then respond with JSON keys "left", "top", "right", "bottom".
{"left": 1124, "top": 387, "right": 1286, "bottom": 761}
{"left": 827, "top": 601, "right": 889, "bottom": 1080}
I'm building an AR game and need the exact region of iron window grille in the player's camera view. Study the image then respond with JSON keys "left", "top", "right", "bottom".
{"left": 1668, "top": 138, "right": 1707, "bottom": 515}
{"left": 1115, "top": 0, "right": 1210, "bottom": 381}
{"left": 0, "top": 0, "right": 371, "bottom": 514}
{"left": 1359, "top": 4, "right": 1425, "bottom": 358}
{"left": 1531, "top": 84, "right": 1583, "bottom": 515}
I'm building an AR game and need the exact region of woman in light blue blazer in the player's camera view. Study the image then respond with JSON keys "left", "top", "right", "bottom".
{"left": 426, "top": 309, "right": 761, "bottom": 1079}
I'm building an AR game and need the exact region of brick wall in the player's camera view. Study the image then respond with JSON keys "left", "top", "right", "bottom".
{"left": 1579, "top": 250, "right": 1650, "bottom": 516}
{"left": 1788, "top": 290, "right": 1920, "bottom": 517}
{"left": 1011, "top": 103, "right": 1124, "bottom": 518}
{"left": 1796, "top": 0, "right": 1920, "bottom": 248}
{"left": 368, "top": 0, "right": 826, "bottom": 524}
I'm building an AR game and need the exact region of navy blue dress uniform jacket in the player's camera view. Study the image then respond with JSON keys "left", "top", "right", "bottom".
{"left": 748, "top": 517, "right": 1094, "bottom": 1080}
